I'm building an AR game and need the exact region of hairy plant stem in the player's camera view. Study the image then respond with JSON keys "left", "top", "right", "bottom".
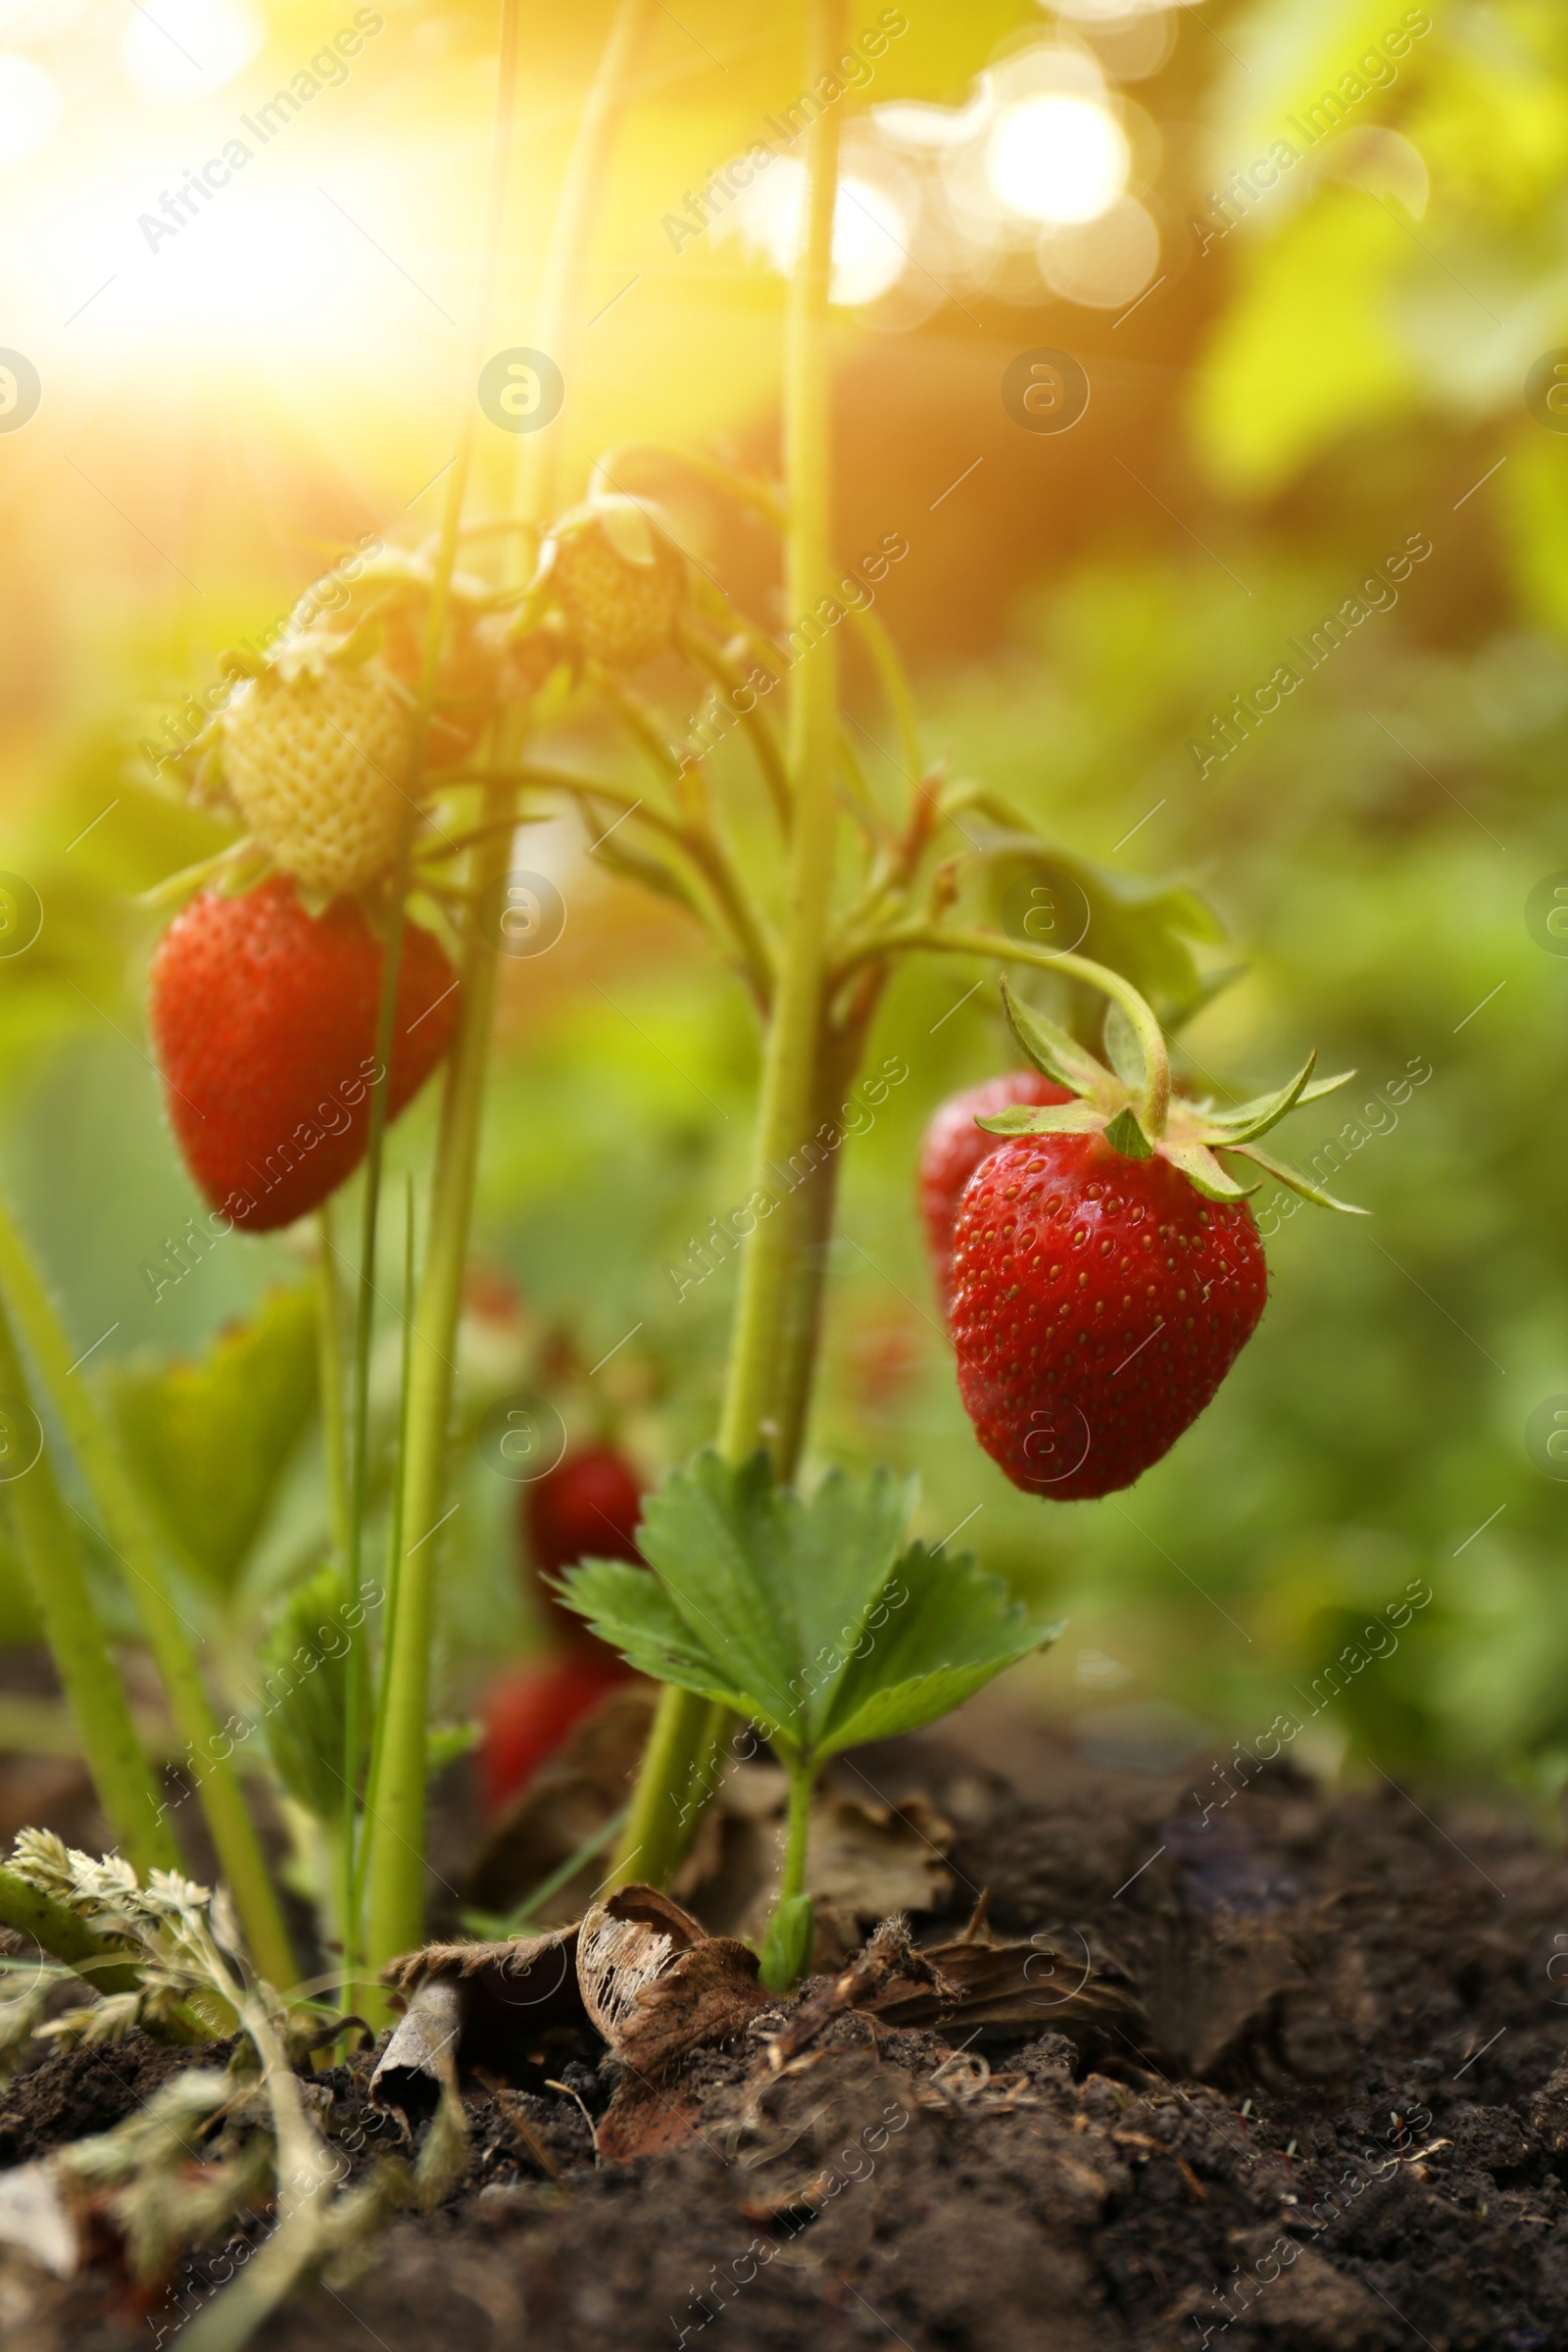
{"left": 0, "top": 1197, "right": 298, "bottom": 1982}
{"left": 612, "top": 0, "right": 849, "bottom": 1894}
{"left": 361, "top": 0, "right": 653, "bottom": 1985}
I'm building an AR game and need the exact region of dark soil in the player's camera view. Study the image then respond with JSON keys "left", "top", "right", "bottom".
{"left": 8, "top": 1728, "right": 1568, "bottom": 2352}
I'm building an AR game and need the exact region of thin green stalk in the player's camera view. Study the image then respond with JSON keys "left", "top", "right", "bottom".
{"left": 779, "top": 1766, "right": 814, "bottom": 1905}
{"left": 716, "top": 0, "right": 847, "bottom": 1468}
{"left": 315, "top": 1204, "right": 351, "bottom": 1570}
{"left": 513, "top": 0, "right": 657, "bottom": 529}
{"left": 363, "top": 786, "right": 512, "bottom": 1982}
{"left": 613, "top": 0, "right": 848, "bottom": 1893}
{"left": 344, "top": 0, "right": 525, "bottom": 2003}
{"left": 0, "top": 1195, "right": 296, "bottom": 1982}
{"left": 364, "top": 0, "right": 658, "bottom": 1978}
{"left": 872, "top": 926, "right": 1172, "bottom": 1132}
{"left": 353, "top": 1180, "right": 416, "bottom": 1939}
{"left": 0, "top": 1292, "right": 172, "bottom": 1878}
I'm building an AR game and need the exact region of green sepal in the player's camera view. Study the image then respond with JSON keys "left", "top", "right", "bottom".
{"left": 759, "top": 1893, "right": 815, "bottom": 1993}
{"left": 135, "top": 841, "right": 271, "bottom": 911}
{"left": 1102, "top": 1001, "right": 1146, "bottom": 1095}
{"left": 1000, "top": 978, "right": 1121, "bottom": 1108}
{"left": 974, "top": 1102, "right": 1105, "bottom": 1139}
{"left": 1223, "top": 1140, "right": 1370, "bottom": 1214}
{"left": 1159, "top": 1141, "right": 1258, "bottom": 1202}
{"left": 1102, "top": 1107, "right": 1153, "bottom": 1159}
{"left": 1198, "top": 1053, "right": 1352, "bottom": 1146}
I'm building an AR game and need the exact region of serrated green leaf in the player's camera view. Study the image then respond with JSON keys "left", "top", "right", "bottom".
{"left": 1000, "top": 978, "right": 1122, "bottom": 1108}
{"left": 1158, "top": 1142, "right": 1258, "bottom": 1203}
{"left": 108, "top": 1288, "right": 318, "bottom": 1593}
{"left": 1224, "top": 1141, "right": 1371, "bottom": 1215}
{"left": 819, "top": 1543, "right": 1062, "bottom": 1755}
{"left": 974, "top": 1102, "right": 1104, "bottom": 1139}
{"left": 560, "top": 1457, "right": 1061, "bottom": 1774}
{"left": 1102, "top": 1107, "right": 1153, "bottom": 1160}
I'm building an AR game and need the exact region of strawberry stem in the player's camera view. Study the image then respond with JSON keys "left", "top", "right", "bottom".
{"left": 612, "top": 0, "right": 850, "bottom": 1895}
{"left": 360, "top": 0, "right": 655, "bottom": 1984}
{"left": 857, "top": 923, "right": 1174, "bottom": 1136}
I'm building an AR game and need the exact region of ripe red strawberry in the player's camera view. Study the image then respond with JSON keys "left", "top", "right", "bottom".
{"left": 948, "top": 979, "right": 1362, "bottom": 1499}
{"left": 953, "top": 1134, "right": 1267, "bottom": 1498}
{"left": 523, "top": 1445, "right": 645, "bottom": 1662}
{"left": 918, "top": 1069, "right": 1071, "bottom": 1314}
{"left": 149, "top": 879, "right": 458, "bottom": 1233}
{"left": 479, "top": 1655, "right": 630, "bottom": 1816}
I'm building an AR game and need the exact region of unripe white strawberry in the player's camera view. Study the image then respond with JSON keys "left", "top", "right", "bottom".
{"left": 220, "top": 637, "right": 414, "bottom": 900}
{"left": 544, "top": 496, "right": 685, "bottom": 669}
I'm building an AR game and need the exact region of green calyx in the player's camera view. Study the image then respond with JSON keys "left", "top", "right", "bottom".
{"left": 977, "top": 977, "right": 1368, "bottom": 1213}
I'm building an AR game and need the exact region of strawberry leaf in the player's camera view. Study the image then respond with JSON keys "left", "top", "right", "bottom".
{"left": 559, "top": 1453, "right": 1060, "bottom": 1774}
{"left": 1000, "top": 978, "right": 1122, "bottom": 1108}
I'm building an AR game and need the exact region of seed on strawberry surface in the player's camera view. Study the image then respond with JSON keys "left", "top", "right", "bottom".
{"left": 220, "top": 637, "right": 414, "bottom": 898}
{"left": 148, "top": 877, "right": 458, "bottom": 1233}
{"left": 918, "top": 1068, "right": 1072, "bottom": 1315}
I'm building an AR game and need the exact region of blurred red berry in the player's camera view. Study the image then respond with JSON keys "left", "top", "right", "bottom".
{"left": 918, "top": 1069, "right": 1072, "bottom": 1314}
{"left": 479, "top": 1656, "right": 629, "bottom": 1816}
{"left": 522, "top": 1444, "right": 645, "bottom": 1661}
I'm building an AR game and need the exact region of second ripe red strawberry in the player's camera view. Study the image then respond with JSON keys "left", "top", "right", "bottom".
{"left": 149, "top": 878, "right": 458, "bottom": 1232}
{"left": 522, "top": 1444, "right": 646, "bottom": 1663}
{"left": 918, "top": 1069, "right": 1071, "bottom": 1314}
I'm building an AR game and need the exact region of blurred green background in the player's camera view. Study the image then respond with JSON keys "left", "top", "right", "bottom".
{"left": 0, "top": 0, "right": 1565, "bottom": 1807}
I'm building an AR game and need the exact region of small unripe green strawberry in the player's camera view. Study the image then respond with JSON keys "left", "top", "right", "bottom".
{"left": 545, "top": 498, "right": 685, "bottom": 668}
{"left": 220, "top": 637, "right": 413, "bottom": 899}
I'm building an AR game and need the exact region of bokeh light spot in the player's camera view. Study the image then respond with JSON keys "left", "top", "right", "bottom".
{"left": 988, "top": 95, "right": 1129, "bottom": 225}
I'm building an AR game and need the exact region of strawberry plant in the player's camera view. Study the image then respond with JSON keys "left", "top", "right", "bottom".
{"left": 0, "top": 0, "right": 1367, "bottom": 2174}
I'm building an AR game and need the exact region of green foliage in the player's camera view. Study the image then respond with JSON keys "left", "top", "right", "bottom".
{"left": 259, "top": 1566, "right": 361, "bottom": 1827}
{"left": 958, "top": 830, "right": 1232, "bottom": 1037}
{"left": 561, "top": 1451, "right": 1061, "bottom": 1769}
{"left": 109, "top": 1289, "right": 318, "bottom": 1594}
{"left": 760, "top": 1893, "right": 815, "bottom": 1994}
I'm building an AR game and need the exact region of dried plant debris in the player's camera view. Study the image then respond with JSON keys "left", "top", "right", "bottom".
{"left": 463, "top": 1684, "right": 657, "bottom": 1921}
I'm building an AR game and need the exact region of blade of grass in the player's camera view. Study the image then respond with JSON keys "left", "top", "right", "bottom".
{"left": 0, "top": 1193, "right": 297, "bottom": 1982}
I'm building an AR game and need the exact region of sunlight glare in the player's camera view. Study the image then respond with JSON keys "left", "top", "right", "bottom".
{"left": 0, "top": 51, "right": 58, "bottom": 166}
{"left": 987, "top": 95, "right": 1129, "bottom": 225}
{"left": 749, "top": 162, "right": 909, "bottom": 308}
{"left": 122, "top": 0, "right": 265, "bottom": 108}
